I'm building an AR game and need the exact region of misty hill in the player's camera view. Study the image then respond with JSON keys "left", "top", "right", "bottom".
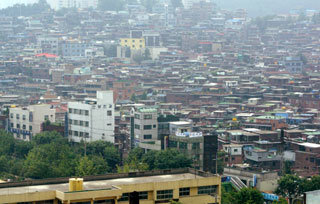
{"left": 215, "top": 0, "right": 320, "bottom": 17}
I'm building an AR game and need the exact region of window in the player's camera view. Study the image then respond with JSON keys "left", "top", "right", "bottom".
{"left": 234, "top": 149, "right": 238, "bottom": 152}
{"left": 179, "top": 188, "right": 190, "bottom": 196}
{"left": 80, "top": 121, "right": 83, "bottom": 126}
{"left": 192, "top": 143, "right": 200, "bottom": 150}
{"left": 22, "top": 124, "right": 26, "bottom": 130}
{"left": 85, "top": 133, "right": 89, "bottom": 138}
{"left": 80, "top": 132, "right": 84, "bottom": 137}
{"left": 10, "top": 113, "right": 13, "bottom": 118}
{"left": 74, "top": 131, "right": 79, "bottom": 136}
{"left": 69, "top": 119, "right": 73, "bottom": 125}
{"left": 29, "top": 126, "right": 32, "bottom": 131}
{"left": 10, "top": 123, "right": 13, "bottom": 128}
{"left": 118, "top": 193, "right": 129, "bottom": 201}
{"left": 17, "top": 124, "right": 20, "bottom": 129}
{"left": 85, "top": 121, "right": 89, "bottom": 127}
{"left": 157, "top": 190, "right": 173, "bottom": 200}
{"left": 144, "top": 135, "right": 152, "bottom": 139}
{"left": 144, "top": 114, "right": 152, "bottom": 119}
{"left": 107, "top": 110, "right": 112, "bottom": 116}
{"left": 69, "top": 108, "right": 73, "bottom": 113}
{"left": 179, "top": 142, "right": 187, "bottom": 149}
{"left": 16, "top": 114, "right": 20, "bottom": 119}
{"left": 135, "top": 124, "right": 140, "bottom": 129}
{"left": 144, "top": 125, "right": 152, "bottom": 130}
{"left": 153, "top": 124, "right": 156, "bottom": 128}
{"left": 74, "top": 120, "right": 78, "bottom": 125}
{"left": 198, "top": 185, "right": 217, "bottom": 195}
{"left": 85, "top": 110, "right": 89, "bottom": 116}
{"left": 44, "top": 115, "right": 49, "bottom": 120}
{"left": 139, "top": 191, "right": 148, "bottom": 200}
{"left": 22, "top": 115, "right": 26, "bottom": 120}
{"left": 135, "top": 114, "right": 140, "bottom": 119}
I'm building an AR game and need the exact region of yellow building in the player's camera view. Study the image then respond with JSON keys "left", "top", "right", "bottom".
{"left": 120, "top": 38, "right": 145, "bottom": 50}
{"left": 0, "top": 168, "right": 221, "bottom": 204}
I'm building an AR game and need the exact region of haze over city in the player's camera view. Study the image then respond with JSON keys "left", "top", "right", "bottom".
{"left": 1, "top": 0, "right": 320, "bottom": 204}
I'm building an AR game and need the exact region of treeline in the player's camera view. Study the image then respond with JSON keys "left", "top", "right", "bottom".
{"left": 0, "top": 0, "right": 50, "bottom": 17}
{"left": 0, "top": 130, "right": 191, "bottom": 180}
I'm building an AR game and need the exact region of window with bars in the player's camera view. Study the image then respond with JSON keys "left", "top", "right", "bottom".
{"left": 179, "top": 187, "right": 190, "bottom": 196}
{"left": 198, "top": 185, "right": 217, "bottom": 195}
{"left": 157, "top": 190, "right": 173, "bottom": 200}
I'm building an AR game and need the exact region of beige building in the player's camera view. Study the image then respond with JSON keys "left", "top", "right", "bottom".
{"left": 0, "top": 168, "right": 221, "bottom": 204}
{"left": 9, "top": 104, "right": 56, "bottom": 141}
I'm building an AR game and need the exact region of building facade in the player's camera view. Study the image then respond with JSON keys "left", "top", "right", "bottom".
{"left": 133, "top": 107, "right": 158, "bottom": 145}
{"left": 67, "top": 91, "right": 115, "bottom": 143}
{"left": 9, "top": 104, "right": 56, "bottom": 141}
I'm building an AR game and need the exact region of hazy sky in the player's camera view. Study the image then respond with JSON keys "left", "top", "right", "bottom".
{"left": 0, "top": 0, "right": 57, "bottom": 9}
{"left": 1, "top": 0, "right": 320, "bottom": 16}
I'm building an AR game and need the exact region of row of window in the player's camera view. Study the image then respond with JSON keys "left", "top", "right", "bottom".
{"left": 11, "top": 123, "right": 32, "bottom": 131}
{"left": 69, "top": 109, "right": 89, "bottom": 115}
{"left": 69, "top": 119, "right": 89, "bottom": 127}
{"left": 134, "top": 124, "right": 157, "bottom": 130}
{"left": 69, "top": 130, "right": 89, "bottom": 138}
{"left": 118, "top": 191, "right": 148, "bottom": 201}
{"left": 134, "top": 114, "right": 153, "bottom": 120}
{"left": 169, "top": 141, "right": 192, "bottom": 150}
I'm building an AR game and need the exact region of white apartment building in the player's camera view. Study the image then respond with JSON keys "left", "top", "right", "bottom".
{"left": 9, "top": 104, "right": 56, "bottom": 141}
{"left": 67, "top": 91, "right": 114, "bottom": 143}
{"left": 58, "top": 0, "right": 98, "bottom": 9}
{"left": 133, "top": 107, "right": 158, "bottom": 144}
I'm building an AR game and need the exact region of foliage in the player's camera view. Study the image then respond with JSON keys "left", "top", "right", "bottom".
{"left": 283, "top": 161, "right": 294, "bottom": 175}
{"left": 126, "top": 148, "right": 192, "bottom": 171}
{"left": 217, "top": 151, "right": 227, "bottom": 174}
{"left": 0, "top": 131, "right": 121, "bottom": 180}
{"left": 0, "top": 0, "right": 51, "bottom": 17}
{"left": 221, "top": 187, "right": 236, "bottom": 204}
{"left": 275, "top": 174, "right": 303, "bottom": 203}
{"left": 234, "top": 188, "right": 264, "bottom": 204}
{"left": 272, "top": 198, "right": 288, "bottom": 204}
{"left": 169, "top": 200, "right": 183, "bottom": 204}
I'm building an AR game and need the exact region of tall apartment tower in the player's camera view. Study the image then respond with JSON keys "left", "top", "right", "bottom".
{"left": 67, "top": 91, "right": 115, "bottom": 143}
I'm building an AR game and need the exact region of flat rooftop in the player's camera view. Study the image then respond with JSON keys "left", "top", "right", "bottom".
{"left": 0, "top": 173, "right": 199, "bottom": 195}
{"left": 0, "top": 168, "right": 213, "bottom": 196}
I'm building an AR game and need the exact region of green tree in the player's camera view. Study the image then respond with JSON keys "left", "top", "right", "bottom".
{"left": 272, "top": 198, "right": 288, "bottom": 204}
{"left": 221, "top": 187, "right": 236, "bottom": 204}
{"left": 218, "top": 151, "right": 227, "bottom": 174}
{"left": 117, "top": 157, "right": 149, "bottom": 173}
{"left": 234, "top": 188, "right": 264, "bottom": 204}
{"left": 154, "top": 149, "right": 192, "bottom": 169}
{"left": 76, "top": 156, "right": 96, "bottom": 177}
{"left": 275, "top": 174, "right": 303, "bottom": 204}
{"left": 283, "top": 161, "right": 293, "bottom": 175}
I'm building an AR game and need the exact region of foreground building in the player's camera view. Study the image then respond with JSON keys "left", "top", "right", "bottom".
{"left": 67, "top": 91, "right": 115, "bottom": 143}
{"left": 0, "top": 168, "right": 221, "bottom": 204}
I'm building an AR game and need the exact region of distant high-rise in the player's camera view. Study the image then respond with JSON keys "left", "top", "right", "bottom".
{"left": 182, "top": 0, "right": 201, "bottom": 9}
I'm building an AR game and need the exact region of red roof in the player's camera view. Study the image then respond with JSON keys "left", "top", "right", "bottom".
{"left": 35, "top": 53, "right": 58, "bottom": 58}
